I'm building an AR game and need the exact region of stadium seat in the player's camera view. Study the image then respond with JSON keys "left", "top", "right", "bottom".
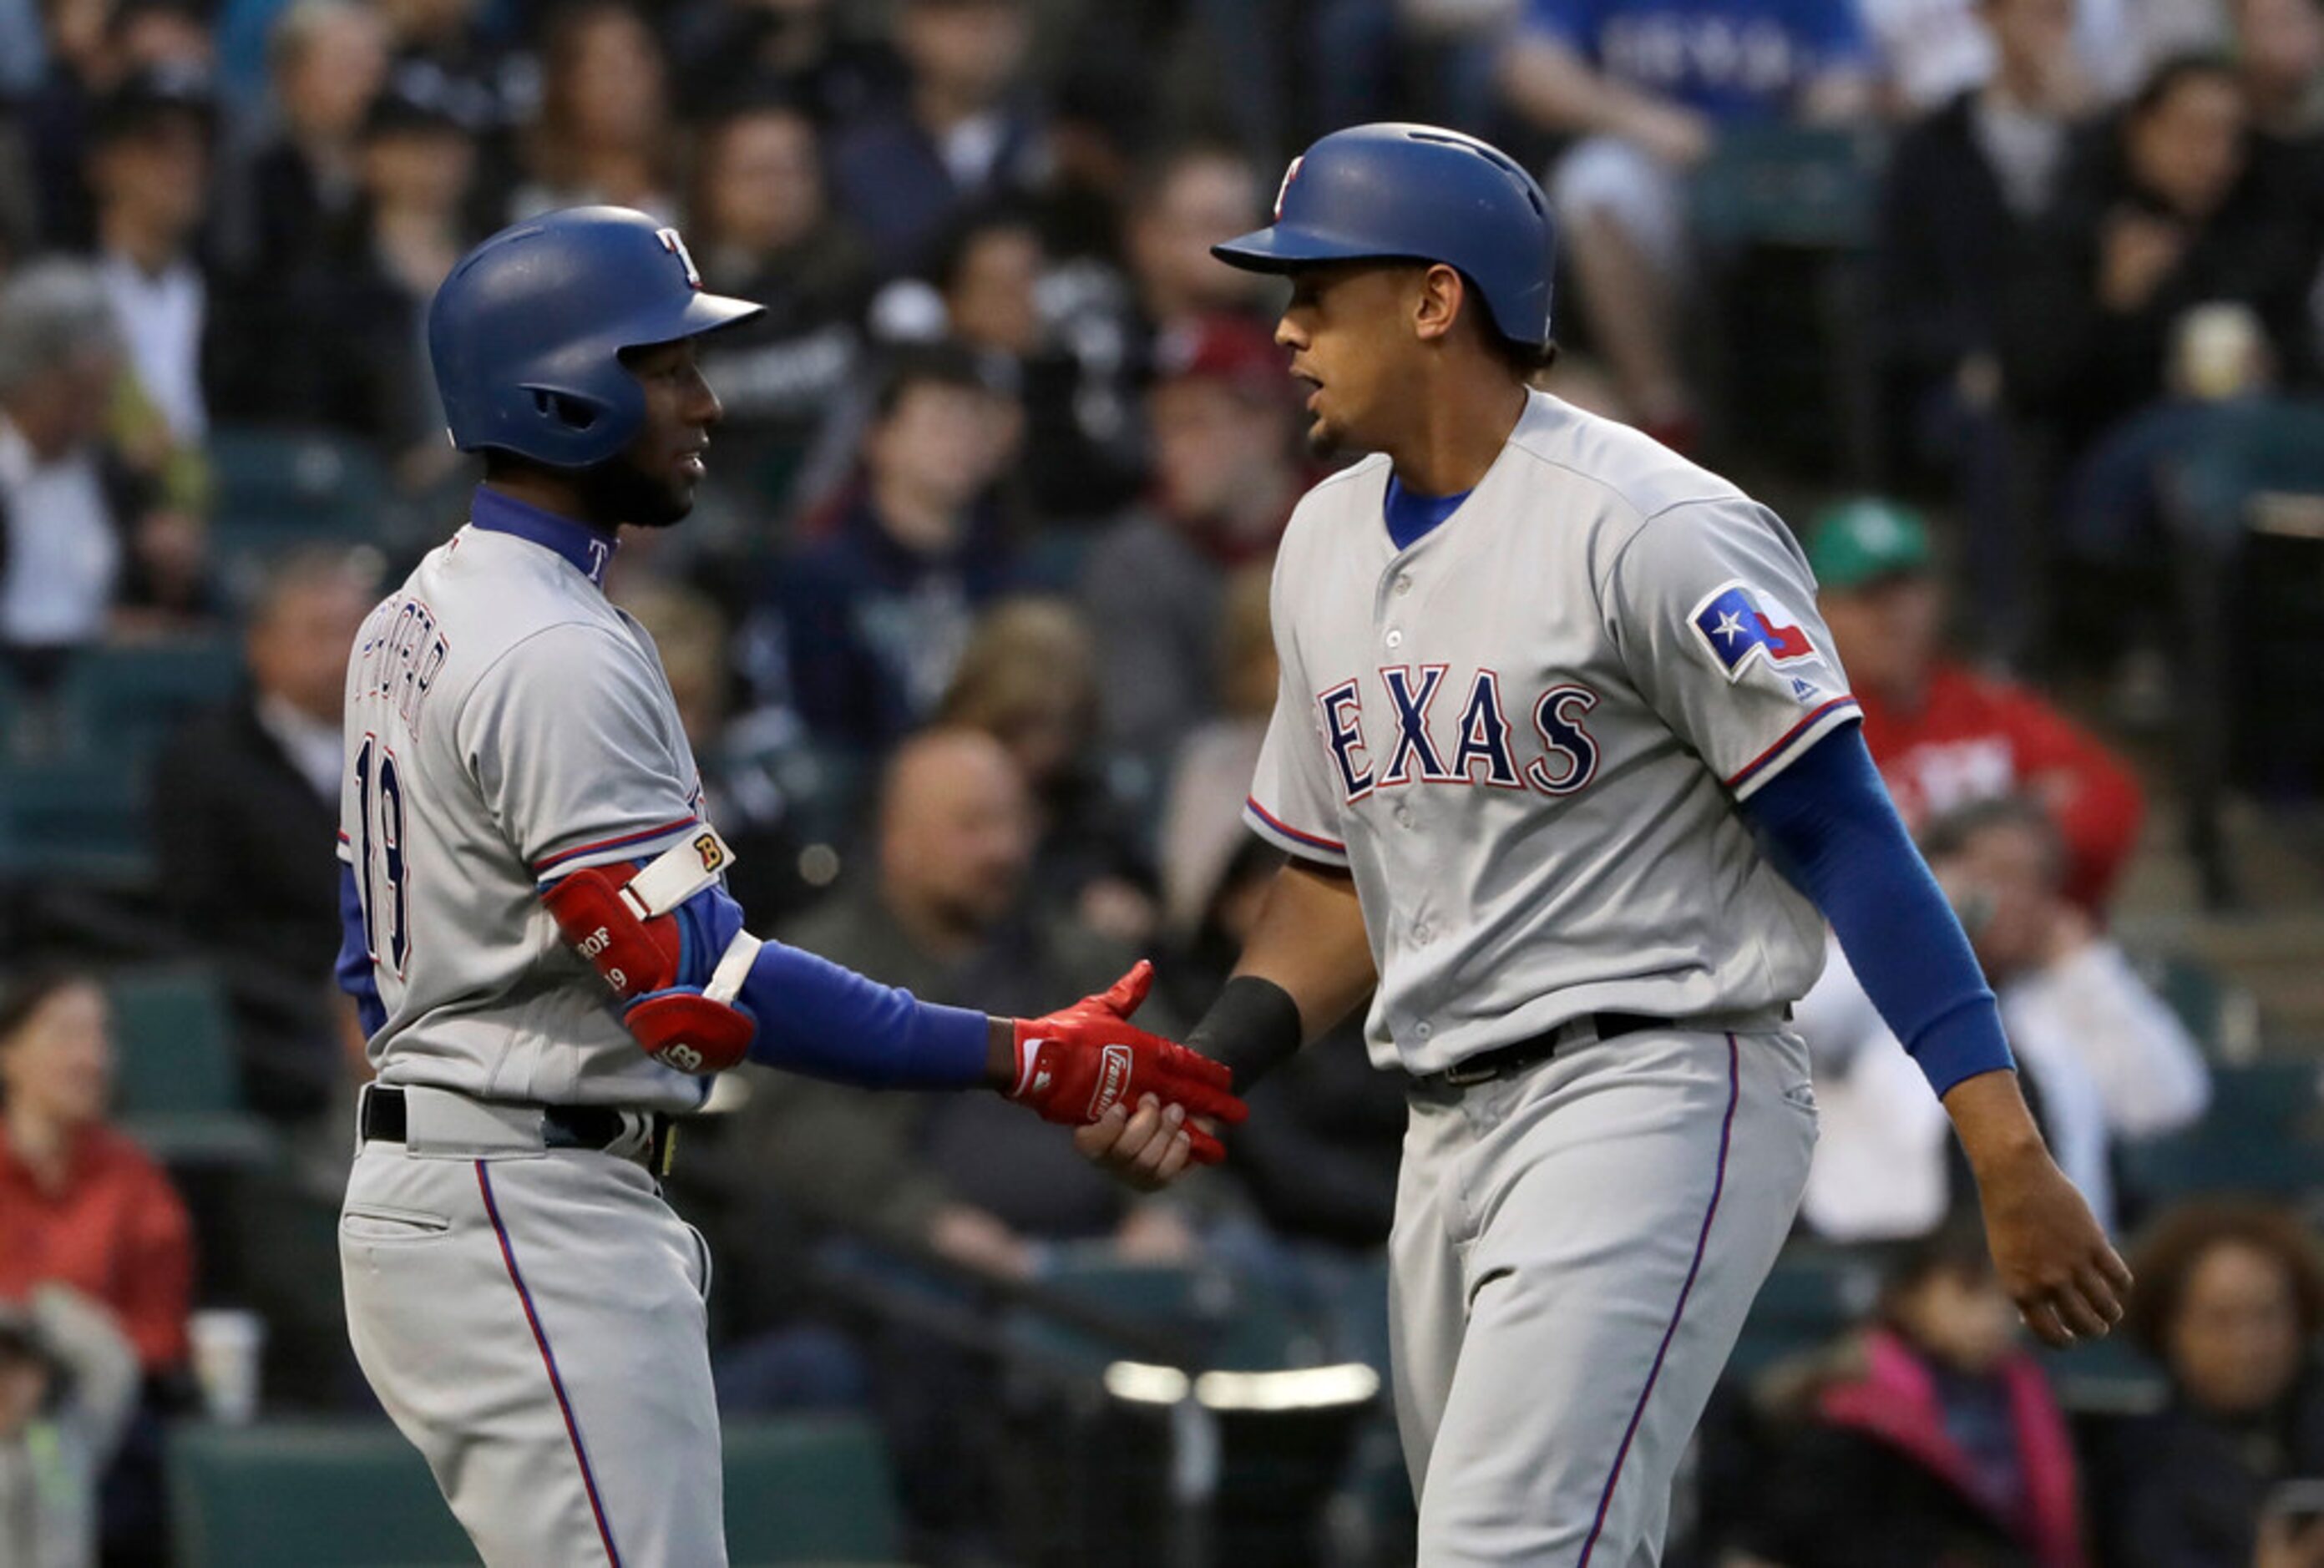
{"left": 2118, "top": 1059, "right": 2324, "bottom": 1204}
{"left": 106, "top": 967, "right": 276, "bottom": 1165}
{"left": 56, "top": 639, "right": 244, "bottom": 766}
{"left": 1726, "top": 1244, "right": 1883, "bottom": 1379}
{"left": 2159, "top": 399, "right": 2324, "bottom": 904}
{"left": 1689, "top": 125, "right": 1890, "bottom": 483}
{"left": 723, "top": 1414, "right": 907, "bottom": 1565}
{"left": 171, "top": 1416, "right": 907, "bottom": 1566}
{"left": 168, "top": 1421, "right": 475, "bottom": 1567}
{"left": 1689, "top": 124, "right": 1886, "bottom": 252}
{"left": 206, "top": 426, "right": 388, "bottom": 553}
{"left": 0, "top": 755, "right": 154, "bottom": 882}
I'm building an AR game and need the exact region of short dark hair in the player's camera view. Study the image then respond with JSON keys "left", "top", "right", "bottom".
{"left": 930, "top": 200, "right": 1045, "bottom": 296}
{"left": 2125, "top": 1199, "right": 2324, "bottom": 1359}
{"left": 0, "top": 966, "right": 101, "bottom": 1106}
{"left": 871, "top": 341, "right": 1013, "bottom": 422}
{"left": 1448, "top": 266, "right": 1556, "bottom": 382}
{"left": 1876, "top": 1218, "right": 1997, "bottom": 1322}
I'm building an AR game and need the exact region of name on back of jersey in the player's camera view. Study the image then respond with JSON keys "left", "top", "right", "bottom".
{"left": 353, "top": 594, "right": 453, "bottom": 741}
{"left": 1315, "top": 665, "right": 1602, "bottom": 804}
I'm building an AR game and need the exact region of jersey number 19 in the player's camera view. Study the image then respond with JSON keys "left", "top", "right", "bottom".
{"left": 352, "top": 733, "right": 412, "bottom": 975}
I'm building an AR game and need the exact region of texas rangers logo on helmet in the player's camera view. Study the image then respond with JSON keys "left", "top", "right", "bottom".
{"left": 1689, "top": 581, "right": 1817, "bottom": 681}
{"left": 1273, "top": 155, "right": 1304, "bottom": 220}
{"left": 656, "top": 227, "right": 702, "bottom": 290}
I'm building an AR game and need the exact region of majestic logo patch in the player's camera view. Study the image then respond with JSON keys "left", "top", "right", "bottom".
{"left": 1689, "top": 581, "right": 1816, "bottom": 680}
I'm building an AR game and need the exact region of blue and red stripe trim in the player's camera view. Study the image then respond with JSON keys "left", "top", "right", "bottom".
{"left": 1243, "top": 796, "right": 1347, "bottom": 857}
{"left": 533, "top": 816, "right": 699, "bottom": 875}
{"left": 1723, "top": 697, "right": 1860, "bottom": 796}
{"left": 476, "top": 1162, "right": 623, "bottom": 1566}
{"left": 1575, "top": 1034, "right": 1741, "bottom": 1567}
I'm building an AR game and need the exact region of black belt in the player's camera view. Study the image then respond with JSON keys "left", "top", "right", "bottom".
{"left": 360, "top": 1085, "right": 676, "bottom": 1173}
{"left": 1411, "top": 1011, "right": 1668, "bottom": 1092}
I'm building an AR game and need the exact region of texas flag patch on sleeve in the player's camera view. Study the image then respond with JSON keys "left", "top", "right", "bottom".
{"left": 1689, "top": 581, "right": 1818, "bottom": 681}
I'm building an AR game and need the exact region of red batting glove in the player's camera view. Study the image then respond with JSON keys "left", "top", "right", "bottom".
{"left": 1005, "top": 961, "right": 1247, "bottom": 1164}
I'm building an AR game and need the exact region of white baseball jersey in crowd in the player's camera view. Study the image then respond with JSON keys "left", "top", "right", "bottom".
{"left": 1245, "top": 390, "right": 1851, "bottom": 1564}
{"left": 337, "top": 491, "right": 729, "bottom": 1565}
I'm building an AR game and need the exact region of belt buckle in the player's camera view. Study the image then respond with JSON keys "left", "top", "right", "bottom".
{"left": 1437, "top": 1057, "right": 1501, "bottom": 1090}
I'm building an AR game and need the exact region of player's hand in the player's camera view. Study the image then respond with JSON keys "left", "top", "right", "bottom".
{"left": 1973, "top": 1140, "right": 2133, "bottom": 1348}
{"left": 1074, "top": 1098, "right": 1220, "bottom": 1192}
{"left": 1005, "top": 962, "right": 1247, "bottom": 1161}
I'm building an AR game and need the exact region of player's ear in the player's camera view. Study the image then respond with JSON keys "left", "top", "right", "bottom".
{"left": 1412, "top": 264, "right": 1464, "bottom": 345}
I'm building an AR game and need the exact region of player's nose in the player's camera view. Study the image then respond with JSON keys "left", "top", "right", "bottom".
{"left": 1273, "top": 316, "right": 1304, "bottom": 352}
{"left": 687, "top": 368, "right": 724, "bottom": 427}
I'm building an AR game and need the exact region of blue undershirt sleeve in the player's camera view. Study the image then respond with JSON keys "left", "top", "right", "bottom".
{"left": 1739, "top": 723, "right": 2015, "bottom": 1096}
{"left": 336, "top": 863, "right": 387, "bottom": 1039}
{"left": 666, "top": 882, "right": 991, "bottom": 1090}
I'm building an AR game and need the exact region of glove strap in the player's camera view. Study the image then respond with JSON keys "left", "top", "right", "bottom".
{"left": 621, "top": 827, "right": 737, "bottom": 918}
{"left": 705, "top": 930, "right": 762, "bottom": 1006}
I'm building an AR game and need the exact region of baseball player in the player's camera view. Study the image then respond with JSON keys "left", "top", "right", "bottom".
{"left": 333, "top": 205, "right": 1243, "bottom": 1566}
{"left": 1078, "top": 125, "right": 2130, "bottom": 1564}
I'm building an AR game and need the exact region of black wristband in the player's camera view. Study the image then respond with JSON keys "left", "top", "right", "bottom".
{"left": 1187, "top": 974, "right": 1304, "bottom": 1092}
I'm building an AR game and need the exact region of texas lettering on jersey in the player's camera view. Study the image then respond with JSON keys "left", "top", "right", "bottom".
{"left": 1317, "top": 666, "right": 1602, "bottom": 804}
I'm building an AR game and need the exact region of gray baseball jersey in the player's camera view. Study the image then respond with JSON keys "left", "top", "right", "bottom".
{"left": 338, "top": 488, "right": 732, "bottom": 1565}
{"left": 339, "top": 489, "right": 712, "bottom": 1114}
{"left": 1245, "top": 389, "right": 1859, "bottom": 1075}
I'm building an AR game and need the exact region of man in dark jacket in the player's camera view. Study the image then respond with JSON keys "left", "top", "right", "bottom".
{"left": 153, "top": 547, "right": 376, "bottom": 1126}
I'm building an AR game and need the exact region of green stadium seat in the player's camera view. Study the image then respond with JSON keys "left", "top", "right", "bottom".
{"left": 723, "top": 1415, "right": 906, "bottom": 1565}
{"left": 207, "top": 427, "right": 387, "bottom": 563}
{"left": 171, "top": 1416, "right": 906, "bottom": 1567}
{"left": 0, "top": 755, "right": 154, "bottom": 881}
{"left": 57, "top": 639, "right": 244, "bottom": 766}
{"left": 1689, "top": 125, "right": 1886, "bottom": 252}
{"left": 2038, "top": 1331, "right": 2168, "bottom": 1417}
{"left": 107, "top": 968, "right": 240, "bottom": 1115}
{"left": 107, "top": 967, "right": 279, "bottom": 1165}
{"left": 1728, "top": 1244, "right": 1882, "bottom": 1379}
{"left": 2119, "top": 1059, "right": 2324, "bottom": 1203}
{"left": 168, "top": 1420, "right": 476, "bottom": 1567}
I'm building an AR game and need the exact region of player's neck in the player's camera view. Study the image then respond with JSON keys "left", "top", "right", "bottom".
{"left": 1383, "top": 374, "right": 1528, "bottom": 498}
{"left": 480, "top": 473, "right": 622, "bottom": 543}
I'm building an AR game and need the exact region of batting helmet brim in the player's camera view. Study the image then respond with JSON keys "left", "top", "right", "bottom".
{"left": 1211, "top": 223, "right": 1423, "bottom": 274}
{"left": 612, "top": 289, "right": 765, "bottom": 352}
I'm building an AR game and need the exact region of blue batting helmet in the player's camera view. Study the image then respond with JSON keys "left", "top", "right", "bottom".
{"left": 428, "top": 206, "right": 764, "bottom": 469}
{"left": 1212, "top": 123, "right": 1555, "bottom": 350}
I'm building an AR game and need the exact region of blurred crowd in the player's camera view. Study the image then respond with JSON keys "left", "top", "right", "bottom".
{"left": 2, "top": 0, "right": 2323, "bottom": 1563}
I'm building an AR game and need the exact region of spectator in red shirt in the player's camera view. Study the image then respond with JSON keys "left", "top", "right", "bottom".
{"left": 1810, "top": 498, "right": 2146, "bottom": 909}
{"left": 0, "top": 969, "right": 194, "bottom": 1374}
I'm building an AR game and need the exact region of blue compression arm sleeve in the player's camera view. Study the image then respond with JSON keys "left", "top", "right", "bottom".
{"left": 666, "top": 881, "right": 991, "bottom": 1089}
{"left": 336, "top": 863, "right": 387, "bottom": 1039}
{"left": 1740, "top": 723, "right": 2014, "bottom": 1096}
